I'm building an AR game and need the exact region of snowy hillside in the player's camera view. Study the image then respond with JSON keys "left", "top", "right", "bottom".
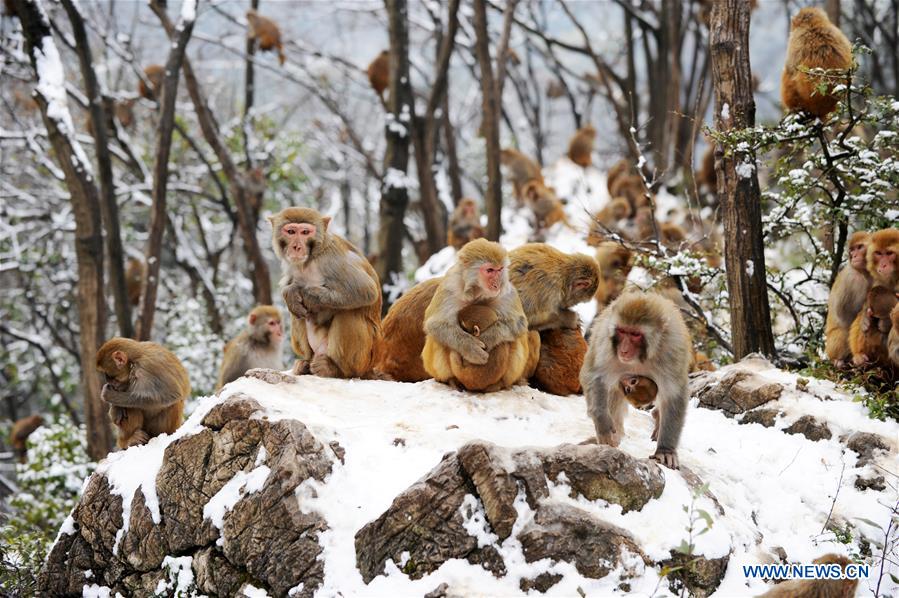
{"left": 52, "top": 359, "right": 898, "bottom": 597}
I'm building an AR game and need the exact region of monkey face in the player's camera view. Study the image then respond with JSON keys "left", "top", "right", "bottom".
{"left": 849, "top": 241, "right": 868, "bottom": 271}
{"left": 614, "top": 326, "right": 645, "bottom": 363}
{"left": 280, "top": 222, "right": 317, "bottom": 263}
{"left": 97, "top": 350, "right": 130, "bottom": 388}
{"left": 478, "top": 263, "right": 504, "bottom": 296}
{"left": 872, "top": 247, "right": 896, "bottom": 278}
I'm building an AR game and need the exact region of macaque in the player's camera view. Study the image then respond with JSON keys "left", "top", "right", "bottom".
{"left": 247, "top": 9, "right": 285, "bottom": 65}
{"left": 422, "top": 239, "right": 531, "bottom": 392}
{"left": 115, "top": 99, "right": 136, "bottom": 129}
{"left": 96, "top": 338, "right": 189, "bottom": 449}
{"left": 138, "top": 64, "right": 164, "bottom": 100}
{"left": 849, "top": 286, "right": 897, "bottom": 368}
{"left": 594, "top": 242, "right": 633, "bottom": 309}
{"left": 367, "top": 50, "right": 389, "bottom": 100}
{"left": 125, "top": 257, "right": 146, "bottom": 307}
{"left": 531, "top": 328, "right": 588, "bottom": 396}
{"left": 546, "top": 80, "right": 565, "bottom": 99}
{"left": 567, "top": 125, "right": 596, "bottom": 168}
{"left": 781, "top": 7, "right": 852, "bottom": 120}
{"left": 217, "top": 306, "right": 284, "bottom": 391}
{"left": 825, "top": 231, "right": 871, "bottom": 365}
{"left": 450, "top": 304, "right": 513, "bottom": 390}
{"left": 270, "top": 207, "right": 382, "bottom": 378}
{"left": 522, "top": 181, "right": 567, "bottom": 232}
{"left": 376, "top": 278, "right": 441, "bottom": 382}
{"left": 867, "top": 228, "right": 899, "bottom": 290}
{"left": 458, "top": 303, "right": 498, "bottom": 337}
{"left": 581, "top": 291, "right": 692, "bottom": 468}
{"left": 758, "top": 553, "right": 858, "bottom": 598}
{"left": 9, "top": 414, "right": 44, "bottom": 463}
{"left": 587, "top": 198, "right": 632, "bottom": 246}
{"left": 888, "top": 304, "right": 899, "bottom": 367}
{"left": 606, "top": 159, "right": 631, "bottom": 196}
{"left": 660, "top": 222, "right": 687, "bottom": 251}
{"left": 447, "top": 198, "right": 484, "bottom": 250}
{"left": 695, "top": 146, "right": 716, "bottom": 193}
{"left": 620, "top": 375, "right": 657, "bottom": 409}
{"left": 691, "top": 351, "right": 716, "bottom": 372}
{"left": 509, "top": 244, "right": 599, "bottom": 332}
{"left": 500, "top": 148, "right": 543, "bottom": 203}
{"left": 610, "top": 174, "right": 650, "bottom": 211}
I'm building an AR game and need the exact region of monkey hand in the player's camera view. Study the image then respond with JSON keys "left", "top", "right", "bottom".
{"left": 852, "top": 353, "right": 868, "bottom": 367}
{"left": 127, "top": 429, "right": 151, "bottom": 447}
{"left": 651, "top": 448, "right": 679, "bottom": 469}
{"left": 459, "top": 339, "right": 490, "bottom": 365}
{"left": 109, "top": 406, "right": 127, "bottom": 425}
{"left": 860, "top": 317, "right": 870, "bottom": 333}
{"left": 283, "top": 285, "right": 308, "bottom": 317}
{"left": 558, "top": 309, "right": 580, "bottom": 330}
{"left": 476, "top": 327, "right": 507, "bottom": 351}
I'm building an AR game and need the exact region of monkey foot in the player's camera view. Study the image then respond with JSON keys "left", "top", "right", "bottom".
{"left": 128, "top": 430, "right": 151, "bottom": 447}
{"left": 651, "top": 450, "right": 679, "bottom": 469}
{"left": 595, "top": 432, "right": 621, "bottom": 447}
{"left": 292, "top": 360, "right": 311, "bottom": 375}
{"left": 310, "top": 354, "right": 341, "bottom": 378}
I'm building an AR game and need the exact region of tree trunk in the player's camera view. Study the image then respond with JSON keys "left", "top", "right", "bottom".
{"left": 376, "top": 0, "right": 413, "bottom": 312}
{"left": 826, "top": 0, "right": 841, "bottom": 27}
{"left": 473, "top": 0, "right": 502, "bottom": 241}
{"left": 243, "top": 0, "right": 259, "bottom": 167}
{"left": 710, "top": 0, "right": 776, "bottom": 359}
{"left": 137, "top": 7, "right": 196, "bottom": 341}
{"left": 61, "top": 0, "right": 133, "bottom": 339}
{"left": 14, "top": 0, "right": 114, "bottom": 459}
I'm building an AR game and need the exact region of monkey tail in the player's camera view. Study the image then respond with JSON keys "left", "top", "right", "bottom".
{"left": 277, "top": 42, "right": 285, "bottom": 65}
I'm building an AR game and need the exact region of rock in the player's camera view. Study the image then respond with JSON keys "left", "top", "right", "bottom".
{"left": 659, "top": 551, "right": 729, "bottom": 598}
{"left": 784, "top": 415, "right": 832, "bottom": 442}
{"left": 519, "top": 572, "right": 564, "bottom": 593}
{"left": 739, "top": 408, "right": 779, "bottom": 428}
{"left": 355, "top": 440, "right": 661, "bottom": 584}
{"left": 424, "top": 582, "right": 450, "bottom": 598}
{"left": 843, "top": 432, "right": 890, "bottom": 466}
{"left": 855, "top": 475, "right": 886, "bottom": 492}
{"left": 518, "top": 502, "right": 648, "bottom": 579}
{"left": 38, "top": 395, "right": 334, "bottom": 596}
{"left": 244, "top": 367, "right": 298, "bottom": 386}
{"left": 693, "top": 369, "right": 783, "bottom": 416}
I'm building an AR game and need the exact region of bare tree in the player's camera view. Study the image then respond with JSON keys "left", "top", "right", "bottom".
{"left": 377, "top": 0, "right": 413, "bottom": 310}
{"left": 710, "top": 0, "right": 775, "bottom": 359}
{"left": 473, "top": 0, "right": 503, "bottom": 241}
{"left": 13, "top": 0, "right": 114, "bottom": 458}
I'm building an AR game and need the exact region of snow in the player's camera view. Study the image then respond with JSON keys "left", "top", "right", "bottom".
{"left": 721, "top": 103, "right": 730, "bottom": 120}
{"left": 202, "top": 462, "right": 271, "bottom": 530}
{"left": 179, "top": 0, "right": 196, "bottom": 22}
{"left": 155, "top": 556, "right": 195, "bottom": 596}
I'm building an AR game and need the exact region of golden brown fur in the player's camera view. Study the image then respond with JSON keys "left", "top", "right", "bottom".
{"left": 522, "top": 181, "right": 567, "bottom": 231}
{"left": 691, "top": 351, "right": 716, "bottom": 372}
{"left": 376, "top": 279, "right": 440, "bottom": 382}
{"left": 96, "top": 338, "right": 189, "bottom": 449}
{"left": 138, "top": 65, "right": 164, "bottom": 100}
{"left": 567, "top": 125, "right": 596, "bottom": 167}
{"left": 367, "top": 50, "right": 389, "bottom": 99}
{"left": 849, "top": 286, "right": 897, "bottom": 368}
{"left": 9, "top": 414, "right": 44, "bottom": 463}
{"left": 696, "top": 145, "right": 717, "bottom": 192}
{"left": 447, "top": 198, "right": 484, "bottom": 250}
{"left": 825, "top": 231, "right": 871, "bottom": 363}
{"left": 247, "top": 9, "right": 285, "bottom": 65}
{"left": 126, "top": 257, "right": 145, "bottom": 307}
{"left": 500, "top": 148, "right": 543, "bottom": 203}
{"left": 757, "top": 553, "right": 858, "bottom": 598}
{"left": 888, "top": 304, "right": 899, "bottom": 367}
{"left": 606, "top": 159, "right": 631, "bottom": 196}
{"left": 867, "top": 228, "right": 899, "bottom": 290}
{"left": 531, "top": 328, "right": 587, "bottom": 396}
{"left": 450, "top": 304, "right": 513, "bottom": 390}
{"left": 781, "top": 7, "right": 852, "bottom": 119}
{"left": 620, "top": 375, "right": 657, "bottom": 408}
{"left": 217, "top": 305, "right": 284, "bottom": 390}
{"left": 271, "top": 207, "right": 382, "bottom": 379}
{"left": 588, "top": 198, "right": 632, "bottom": 246}
{"left": 595, "top": 242, "right": 633, "bottom": 309}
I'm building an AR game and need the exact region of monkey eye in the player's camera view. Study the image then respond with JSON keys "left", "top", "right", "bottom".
{"left": 301, "top": 229, "right": 311, "bottom": 235}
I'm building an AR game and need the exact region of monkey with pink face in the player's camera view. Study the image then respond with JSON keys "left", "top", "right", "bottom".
{"left": 580, "top": 291, "right": 691, "bottom": 468}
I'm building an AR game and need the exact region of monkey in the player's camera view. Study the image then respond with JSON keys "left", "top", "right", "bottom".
{"left": 531, "top": 327, "right": 588, "bottom": 396}
{"left": 659, "top": 222, "right": 687, "bottom": 251}
{"left": 757, "top": 553, "right": 858, "bottom": 598}
{"left": 217, "top": 306, "right": 284, "bottom": 391}
{"left": 449, "top": 304, "right": 513, "bottom": 391}
{"left": 695, "top": 145, "right": 717, "bottom": 196}
{"left": 606, "top": 159, "right": 631, "bottom": 196}
{"left": 115, "top": 98, "right": 136, "bottom": 129}
{"left": 9, "top": 414, "right": 44, "bottom": 463}
{"left": 619, "top": 375, "right": 657, "bottom": 410}
{"left": 504, "top": 48, "right": 521, "bottom": 66}
{"left": 594, "top": 242, "right": 633, "bottom": 310}
{"left": 781, "top": 7, "right": 852, "bottom": 120}
{"left": 587, "top": 198, "right": 632, "bottom": 246}
{"left": 422, "top": 239, "right": 531, "bottom": 392}
{"left": 247, "top": 9, "right": 285, "bottom": 65}
{"left": 824, "top": 231, "right": 872, "bottom": 366}
{"left": 581, "top": 291, "right": 692, "bottom": 468}
{"left": 500, "top": 148, "right": 543, "bottom": 203}
{"left": 367, "top": 50, "right": 389, "bottom": 100}
{"left": 567, "top": 125, "right": 596, "bottom": 168}
{"left": 508, "top": 244, "right": 599, "bottom": 333}
{"left": 691, "top": 351, "right": 716, "bottom": 372}
{"left": 546, "top": 80, "right": 565, "bottom": 99}
{"left": 447, "top": 198, "right": 484, "bottom": 250}
{"left": 270, "top": 207, "right": 382, "bottom": 379}
{"left": 867, "top": 228, "right": 899, "bottom": 291}
{"left": 376, "top": 278, "right": 441, "bottom": 382}
{"left": 888, "top": 304, "right": 899, "bottom": 367}
{"left": 458, "top": 303, "right": 498, "bottom": 337}
{"left": 125, "top": 257, "right": 145, "bottom": 307}
{"left": 138, "top": 64, "right": 164, "bottom": 100}
{"left": 522, "top": 181, "right": 568, "bottom": 233}
{"left": 849, "top": 286, "right": 897, "bottom": 368}
{"left": 96, "top": 338, "right": 189, "bottom": 449}
{"left": 610, "top": 174, "right": 650, "bottom": 211}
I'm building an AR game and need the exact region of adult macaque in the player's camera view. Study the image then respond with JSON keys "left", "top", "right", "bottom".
{"left": 888, "top": 304, "right": 899, "bottom": 367}
{"left": 587, "top": 198, "right": 632, "bottom": 246}
{"left": 695, "top": 146, "right": 716, "bottom": 193}
{"left": 447, "top": 198, "right": 484, "bottom": 250}
{"left": 367, "top": 50, "right": 389, "bottom": 100}
{"left": 581, "top": 292, "right": 691, "bottom": 468}
{"left": 825, "top": 231, "right": 872, "bottom": 365}
{"left": 96, "top": 338, "right": 189, "bottom": 449}
{"left": 247, "top": 9, "right": 285, "bottom": 65}
{"left": 422, "top": 239, "right": 531, "bottom": 392}
{"left": 532, "top": 328, "right": 588, "bottom": 396}
{"left": 849, "top": 286, "right": 897, "bottom": 368}
{"left": 509, "top": 244, "right": 599, "bottom": 332}
{"left": 9, "top": 414, "right": 44, "bottom": 463}
{"left": 781, "top": 7, "right": 852, "bottom": 120}
{"left": 567, "top": 125, "right": 596, "bottom": 168}
{"left": 376, "top": 279, "right": 441, "bottom": 382}
{"left": 270, "top": 207, "right": 382, "bottom": 378}
{"left": 758, "top": 553, "right": 857, "bottom": 598}
{"left": 606, "top": 159, "right": 631, "bottom": 196}
{"left": 522, "top": 181, "right": 567, "bottom": 232}
{"left": 138, "top": 64, "right": 164, "bottom": 100}
{"left": 500, "top": 148, "right": 543, "bottom": 203}
{"left": 217, "top": 306, "right": 284, "bottom": 391}
{"left": 594, "top": 242, "right": 633, "bottom": 310}
{"left": 126, "top": 257, "right": 146, "bottom": 307}
{"left": 867, "top": 228, "right": 899, "bottom": 290}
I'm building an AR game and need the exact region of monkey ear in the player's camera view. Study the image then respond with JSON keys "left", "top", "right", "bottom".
{"left": 249, "top": 314, "right": 258, "bottom": 325}
{"left": 112, "top": 350, "right": 128, "bottom": 368}
{"left": 266, "top": 215, "right": 276, "bottom": 227}
{"left": 321, "top": 216, "right": 331, "bottom": 231}
{"left": 867, "top": 308, "right": 873, "bottom": 316}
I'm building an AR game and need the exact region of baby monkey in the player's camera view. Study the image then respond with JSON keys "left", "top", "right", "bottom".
{"left": 619, "top": 375, "right": 661, "bottom": 440}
